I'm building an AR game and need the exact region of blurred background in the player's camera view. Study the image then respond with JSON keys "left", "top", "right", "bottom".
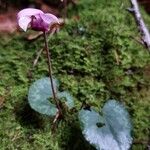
{"left": 0, "top": 0, "right": 77, "bottom": 33}
{"left": 0, "top": 0, "right": 149, "bottom": 33}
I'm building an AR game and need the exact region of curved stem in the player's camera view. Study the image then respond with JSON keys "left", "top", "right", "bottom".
{"left": 43, "top": 31, "right": 61, "bottom": 111}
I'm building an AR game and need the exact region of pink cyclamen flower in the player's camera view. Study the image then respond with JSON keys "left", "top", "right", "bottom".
{"left": 17, "top": 8, "right": 59, "bottom": 32}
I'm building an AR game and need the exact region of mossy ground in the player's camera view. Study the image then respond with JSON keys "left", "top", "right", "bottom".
{"left": 0, "top": 0, "right": 150, "bottom": 149}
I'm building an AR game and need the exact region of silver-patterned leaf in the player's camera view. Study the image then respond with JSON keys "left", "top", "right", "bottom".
{"left": 28, "top": 77, "right": 58, "bottom": 116}
{"left": 79, "top": 100, "right": 132, "bottom": 150}
{"left": 57, "top": 91, "right": 74, "bottom": 109}
{"left": 28, "top": 77, "right": 74, "bottom": 116}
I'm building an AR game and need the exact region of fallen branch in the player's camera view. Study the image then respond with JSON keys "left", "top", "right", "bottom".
{"left": 129, "top": 0, "right": 150, "bottom": 51}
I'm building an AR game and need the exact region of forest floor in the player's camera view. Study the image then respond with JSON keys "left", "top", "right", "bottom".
{"left": 0, "top": 0, "right": 150, "bottom": 149}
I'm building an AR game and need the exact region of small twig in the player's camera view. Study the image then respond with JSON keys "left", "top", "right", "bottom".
{"left": 53, "top": 111, "right": 60, "bottom": 124}
{"left": 130, "top": 35, "right": 144, "bottom": 46}
{"left": 129, "top": 0, "right": 150, "bottom": 51}
{"left": 32, "top": 47, "right": 44, "bottom": 68}
{"left": 26, "top": 31, "right": 43, "bottom": 41}
{"left": 0, "top": 96, "right": 4, "bottom": 109}
{"left": 114, "top": 49, "right": 120, "bottom": 65}
{"left": 51, "top": 111, "right": 62, "bottom": 132}
{"left": 133, "top": 139, "right": 149, "bottom": 145}
{"left": 32, "top": 30, "right": 59, "bottom": 68}
{"left": 11, "top": 132, "right": 21, "bottom": 142}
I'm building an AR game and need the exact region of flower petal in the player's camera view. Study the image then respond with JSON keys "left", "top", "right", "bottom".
{"left": 18, "top": 17, "right": 31, "bottom": 31}
{"left": 17, "top": 8, "right": 43, "bottom": 20}
{"left": 40, "top": 13, "right": 59, "bottom": 25}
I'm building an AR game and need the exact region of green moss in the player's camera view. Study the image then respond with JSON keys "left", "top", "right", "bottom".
{"left": 0, "top": 0, "right": 150, "bottom": 149}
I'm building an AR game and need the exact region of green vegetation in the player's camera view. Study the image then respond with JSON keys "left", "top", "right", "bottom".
{"left": 0, "top": 0, "right": 150, "bottom": 149}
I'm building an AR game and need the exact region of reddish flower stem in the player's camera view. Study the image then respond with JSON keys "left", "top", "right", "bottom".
{"left": 43, "top": 31, "right": 61, "bottom": 112}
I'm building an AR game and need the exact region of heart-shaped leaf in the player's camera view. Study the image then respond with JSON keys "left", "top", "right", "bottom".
{"left": 28, "top": 77, "right": 74, "bottom": 116}
{"left": 57, "top": 91, "right": 74, "bottom": 109}
{"left": 28, "top": 77, "right": 58, "bottom": 116}
{"left": 79, "top": 100, "right": 132, "bottom": 150}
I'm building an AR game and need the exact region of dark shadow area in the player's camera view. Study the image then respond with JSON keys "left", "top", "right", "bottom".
{"left": 65, "top": 124, "right": 96, "bottom": 150}
{"left": 14, "top": 98, "right": 47, "bottom": 129}
{"left": 58, "top": 114, "right": 96, "bottom": 150}
{"left": 138, "top": 0, "right": 150, "bottom": 14}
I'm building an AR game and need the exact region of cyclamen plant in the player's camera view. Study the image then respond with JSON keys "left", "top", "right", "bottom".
{"left": 17, "top": 8, "right": 133, "bottom": 150}
{"left": 18, "top": 8, "right": 63, "bottom": 121}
